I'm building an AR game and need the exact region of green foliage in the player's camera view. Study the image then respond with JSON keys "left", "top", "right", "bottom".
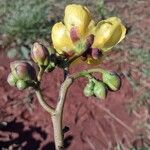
{"left": 1, "top": 0, "right": 51, "bottom": 39}
{"left": 97, "top": 0, "right": 105, "bottom": 19}
{"left": 131, "top": 145, "right": 150, "bottom": 150}
{"left": 0, "top": 0, "right": 52, "bottom": 58}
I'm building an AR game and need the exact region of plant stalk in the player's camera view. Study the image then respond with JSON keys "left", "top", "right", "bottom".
{"left": 52, "top": 113, "right": 64, "bottom": 150}
{"left": 35, "top": 67, "right": 105, "bottom": 150}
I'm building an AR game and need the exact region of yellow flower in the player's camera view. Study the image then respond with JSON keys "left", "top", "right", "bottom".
{"left": 92, "top": 17, "right": 126, "bottom": 52}
{"left": 51, "top": 22, "right": 74, "bottom": 55}
{"left": 51, "top": 4, "right": 126, "bottom": 65}
{"left": 64, "top": 4, "right": 92, "bottom": 38}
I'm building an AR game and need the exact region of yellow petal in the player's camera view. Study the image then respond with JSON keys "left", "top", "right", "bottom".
{"left": 92, "top": 17, "right": 126, "bottom": 52}
{"left": 86, "top": 55, "right": 104, "bottom": 65}
{"left": 87, "top": 20, "right": 96, "bottom": 35}
{"left": 64, "top": 4, "right": 92, "bottom": 38}
{"left": 51, "top": 22, "right": 74, "bottom": 54}
{"left": 70, "top": 55, "right": 104, "bottom": 66}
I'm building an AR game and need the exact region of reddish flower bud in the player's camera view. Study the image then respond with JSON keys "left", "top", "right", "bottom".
{"left": 70, "top": 27, "right": 80, "bottom": 42}
{"left": 10, "top": 61, "right": 36, "bottom": 81}
{"left": 91, "top": 48, "right": 102, "bottom": 60}
{"left": 86, "top": 34, "right": 94, "bottom": 48}
{"left": 31, "top": 42, "right": 49, "bottom": 66}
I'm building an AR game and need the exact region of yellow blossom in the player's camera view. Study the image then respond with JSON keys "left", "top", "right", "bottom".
{"left": 51, "top": 4, "right": 126, "bottom": 65}
{"left": 64, "top": 4, "right": 92, "bottom": 38}
{"left": 51, "top": 22, "right": 74, "bottom": 55}
{"left": 92, "top": 17, "right": 126, "bottom": 52}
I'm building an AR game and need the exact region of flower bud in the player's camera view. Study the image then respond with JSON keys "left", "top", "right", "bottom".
{"left": 83, "top": 80, "right": 95, "bottom": 97}
{"left": 85, "top": 34, "right": 94, "bottom": 48}
{"left": 10, "top": 61, "right": 36, "bottom": 81}
{"left": 31, "top": 42, "right": 49, "bottom": 66}
{"left": 102, "top": 71, "right": 121, "bottom": 91}
{"left": 93, "top": 80, "right": 107, "bottom": 99}
{"left": 91, "top": 48, "right": 102, "bottom": 60}
{"left": 7, "top": 73, "right": 18, "bottom": 87}
{"left": 16, "top": 80, "right": 28, "bottom": 90}
{"left": 70, "top": 27, "right": 80, "bottom": 42}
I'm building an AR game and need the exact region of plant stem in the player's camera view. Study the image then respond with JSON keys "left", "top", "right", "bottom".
{"left": 37, "top": 66, "right": 44, "bottom": 81}
{"left": 52, "top": 114, "right": 64, "bottom": 150}
{"left": 53, "top": 77, "right": 73, "bottom": 150}
{"left": 70, "top": 68, "right": 106, "bottom": 79}
{"left": 35, "top": 67, "right": 106, "bottom": 150}
{"left": 35, "top": 90, "right": 55, "bottom": 114}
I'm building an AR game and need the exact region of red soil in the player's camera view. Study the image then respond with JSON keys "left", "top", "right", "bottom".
{"left": 0, "top": 51, "right": 141, "bottom": 150}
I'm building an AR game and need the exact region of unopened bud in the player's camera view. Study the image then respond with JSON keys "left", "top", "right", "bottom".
{"left": 86, "top": 34, "right": 94, "bottom": 48}
{"left": 7, "top": 73, "right": 18, "bottom": 87}
{"left": 91, "top": 48, "right": 102, "bottom": 60}
{"left": 16, "top": 80, "right": 28, "bottom": 90}
{"left": 102, "top": 71, "right": 121, "bottom": 91}
{"left": 70, "top": 27, "right": 80, "bottom": 42}
{"left": 93, "top": 80, "right": 107, "bottom": 99}
{"left": 83, "top": 80, "right": 95, "bottom": 97}
{"left": 10, "top": 61, "right": 36, "bottom": 81}
{"left": 31, "top": 42, "right": 49, "bottom": 66}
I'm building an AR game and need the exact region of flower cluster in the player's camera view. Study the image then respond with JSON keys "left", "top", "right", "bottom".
{"left": 7, "top": 4, "right": 125, "bottom": 97}
{"left": 51, "top": 4, "right": 126, "bottom": 64}
{"left": 7, "top": 61, "right": 37, "bottom": 90}
{"left": 83, "top": 71, "right": 121, "bottom": 100}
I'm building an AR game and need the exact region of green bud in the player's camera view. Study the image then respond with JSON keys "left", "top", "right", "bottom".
{"left": 83, "top": 80, "right": 95, "bottom": 97}
{"left": 7, "top": 73, "right": 18, "bottom": 87}
{"left": 102, "top": 71, "right": 121, "bottom": 91}
{"left": 93, "top": 80, "right": 107, "bottom": 99}
{"left": 31, "top": 42, "right": 49, "bottom": 66}
{"left": 16, "top": 80, "right": 28, "bottom": 90}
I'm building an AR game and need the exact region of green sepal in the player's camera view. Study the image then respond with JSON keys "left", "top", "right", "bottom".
{"left": 74, "top": 40, "right": 86, "bottom": 55}
{"left": 7, "top": 73, "right": 18, "bottom": 87}
{"left": 93, "top": 80, "right": 107, "bottom": 100}
{"left": 83, "top": 80, "right": 95, "bottom": 97}
{"left": 16, "top": 80, "right": 28, "bottom": 90}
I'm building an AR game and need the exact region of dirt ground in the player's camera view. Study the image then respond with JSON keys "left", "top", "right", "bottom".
{"left": 0, "top": 0, "right": 150, "bottom": 150}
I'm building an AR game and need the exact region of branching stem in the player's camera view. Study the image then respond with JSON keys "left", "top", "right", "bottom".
{"left": 35, "top": 67, "right": 107, "bottom": 150}
{"left": 35, "top": 90, "right": 55, "bottom": 114}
